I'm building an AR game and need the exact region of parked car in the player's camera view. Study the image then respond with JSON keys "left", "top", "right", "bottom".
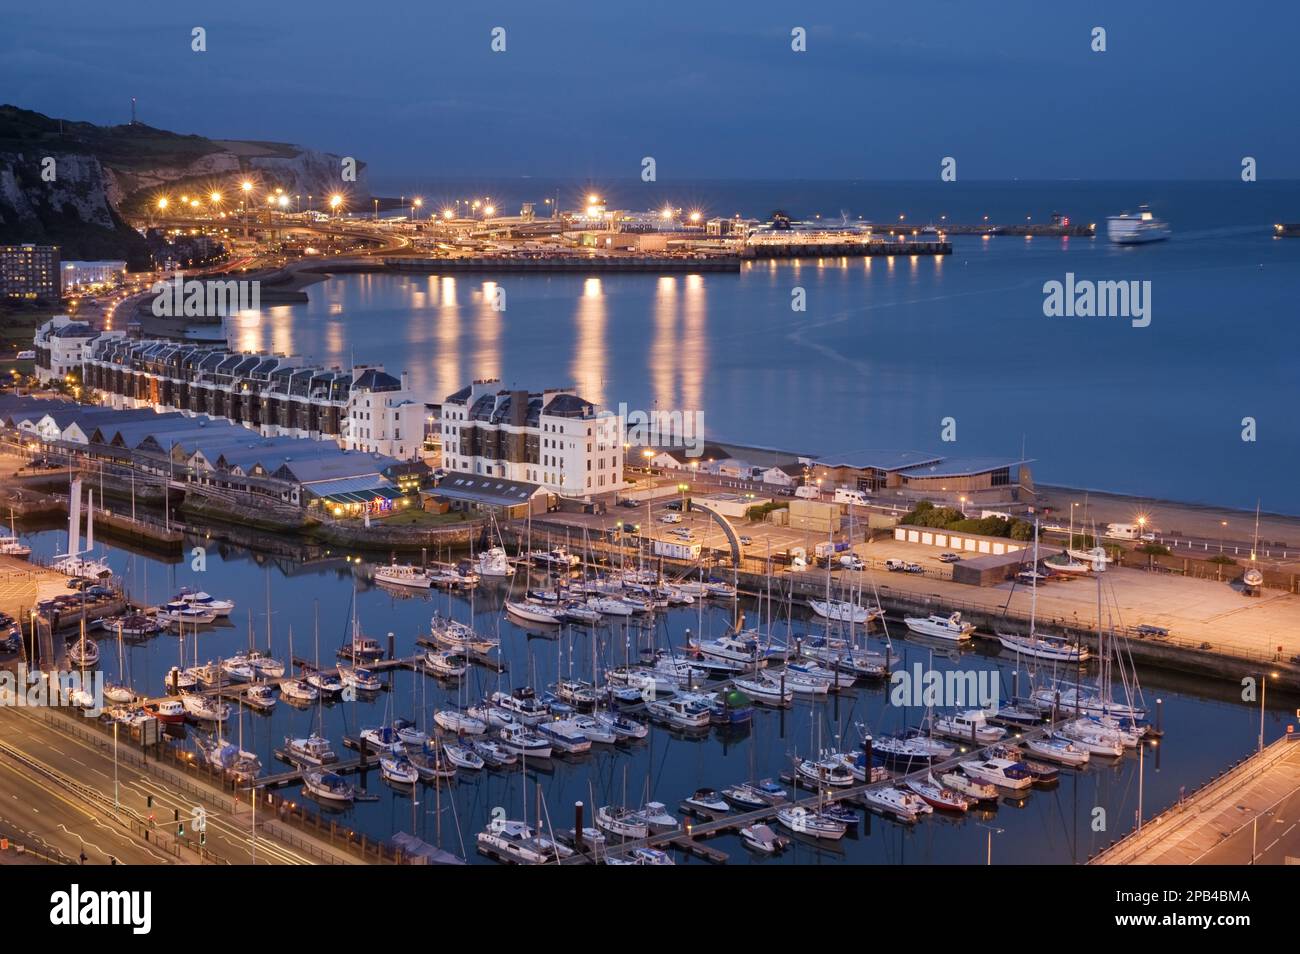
{"left": 939, "top": 552, "right": 961, "bottom": 563}
{"left": 619, "top": 499, "right": 640, "bottom": 509}
{"left": 665, "top": 500, "right": 684, "bottom": 511}
{"left": 738, "top": 536, "right": 753, "bottom": 546}
{"left": 65, "top": 577, "right": 93, "bottom": 590}
{"left": 621, "top": 523, "right": 639, "bottom": 533}
{"left": 884, "top": 559, "right": 921, "bottom": 573}
{"left": 1135, "top": 624, "right": 1170, "bottom": 637}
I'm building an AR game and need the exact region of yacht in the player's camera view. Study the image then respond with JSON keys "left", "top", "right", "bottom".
{"left": 1054, "top": 721, "right": 1124, "bottom": 758}
{"left": 424, "top": 650, "right": 468, "bottom": 678}
{"left": 0, "top": 534, "right": 31, "bottom": 559}
{"left": 722, "top": 779, "right": 789, "bottom": 809}
{"left": 164, "top": 666, "right": 198, "bottom": 693}
{"left": 245, "top": 650, "right": 285, "bottom": 678}
{"left": 392, "top": 719, "right": 429, "bottom": 750}
{"left": 808, "top": 599, "right": 879, "bottom": 625}
{"left": 763, "top": 668, "right": 830, "bottom": 697}
{"left": 198, "top": 737, "right": 261, "bottom": 783}
{"left": 467, "top": 701, "right": 519, "bottom": 731}
{"left": 586, "top": 595, "right": 634, "bottom": 617}
{"left": 871, "top": 731, "right": 955, "bottom": 771}
{"left": 529, "top": 547, "right": 579, "bottom": 568}
{"left": 174, "top": 589, "right": 234, "bottom": 617}
{"left": 795, "top": 756, "right": 855, "bottom": 787}
{"left": 280, "top": 679, "right": 318, "bottom": 705}
{"left": 863, "top": 786, "right": 933, "bottom": 823}
{"left": 433, "top": 707, "right": 488, "bottom": 735}
{"left": 775, "top": 807, "right": 846, "bottom": 840}
{"left": 688, "top": 630, "right": 783, "bottom": 667}
{"left": 1030, "top": 684, "right": 1145, "bottom": 722}
{"left": 156, "top": 602, "right": 217, "bottom": 627}
{"left": 339, "top": 620, "right": 385, "bottom": 662}
{"left": 181, "top": 693, "right": 231, "bottom": 722}
{"left": 596, "top": 805, "right": 649, "bottom": 839}
{"left": 646, "top": 696, "right": 711, "bottom": 729}
{"left": 798, "top": 636, "right": 889, "bottom": 679}
{"left": 497, "top": 724, "right": 552, "bottom": 758}
{"left": 731, "top": 676, "right": 793, "bottom": 707}
{"left": 903, "top": 611, "right": 975, "bottom": 642}
{"left": 787, "top": 659, "right": 857, "bottom": 690}
{"left": 244, "top": 683, "right": 277, "bottom": 711}
{"left": 590, "top": 710, "right": 648, "bottom": 740}
{"left": 442, "top": 742, "right": 485, "bottom": 770}
{"left": 931, "top": 709, "right": 1007, "bottom": 745}
{"left": 1024, "top": 735, "right": 1091, "bottom": 766}
{"left": 478, "top": 820, "right": 572, "bottom": 864}
{"left": 284, "top": 733, "right": 338, "bottom": 766}
{"left": 429, "top": 614, "right": 498, "bottom": 656}
{"left": 505, "top": 600, "right": 565, "bottom": 625}
{"left": 372, "top": 562, "right": 433, "bottom": 588}
{"left": 303, "top": 770, "right": 355, "bottom": 804}
{"left": 490, "top": 687, "right": 550, "bottom": 725}
{"left": 905, "top": 776, "right": 971, "bottom": 812}
{"left": 67, "top": 637, "right": 100, "bottom": 668}
{"left": 304, "top": 669, "right": 343, "bottom": 696}
{"left": 537, "top": 718, "right": 593, "bottom": 754}
{"left": 940, "top": 770, "right": 1000, "bottom": 805}
{"left": 1107, "top": 205, "right": 1170, "bottom": 244}
{"left": 339, "top": 666, "right": 383, "bottom": 692}
{"left": 476, "top": 546, "right": 515, "bottom": 578}
{"left": 958, "top": 757, "right": 1034, "bottom": 791}
{"left": 739, "top": 823, "right": 789, "bottom": 855}
{"left": 360, "top": 725, "right": 404, "bottom": 755}
{"left": 380, "top": 755, "right": 419, "bottom": 786}
{"left": 219, "top": 656, "right": 255, "bottom": 682}
{"left": 470, "top": 738, "right": 517, "bottom": 767}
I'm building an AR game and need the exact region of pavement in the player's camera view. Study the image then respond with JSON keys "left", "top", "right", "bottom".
{"left": 1093, "top": 739, "right": 1300, "bottom": 865}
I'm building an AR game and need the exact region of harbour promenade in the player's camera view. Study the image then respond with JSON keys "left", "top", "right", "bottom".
{"left": 1091, "top": 735, "right": 1300, "bottom": 865}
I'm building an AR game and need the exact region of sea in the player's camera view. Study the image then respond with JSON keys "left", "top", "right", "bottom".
{"left": 227, "top": 178, "right": 1300, "bottom": 513}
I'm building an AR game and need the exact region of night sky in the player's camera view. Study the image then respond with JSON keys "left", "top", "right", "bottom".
{"left": 4, "top": 0, "right": 1297, "bottom": 180}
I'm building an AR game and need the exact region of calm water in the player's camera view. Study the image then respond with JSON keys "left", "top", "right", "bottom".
{"left": 18, "top": 528, "right": 1295, "bottom": 865}
{"left": 232, "top": 180, "right": 1300, "bottom": 511}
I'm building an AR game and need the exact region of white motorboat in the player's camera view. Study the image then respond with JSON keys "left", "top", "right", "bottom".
{"left": 537, "top": 718, "right": 593, "bottom": 754}
{"left": 940, "top": 770, "right": 999, "bottom": 804}
{"left": 633, "top": 801, "right": 679, "bottom": 833}
{"left": 497, "top": 724, "right": 552, "bottom": 758}
{"left": 786, "top": 660, "right": 857, "bottom": 690}
{"left": 739, "top": 823, "right": 789, "bottom": 854}
{"left": 442, "top": 742, "right": 485, "bottom": 770}
{"left": 808, "top": 599, "right": 878, "bottom": 625}
{"left": 560, "top": 603, "right": 602, "bottom": 625}
{"left": 477, "top": 820, "right": 571, "bottom": 864}
{"left": 1107, "top": 205, "right": 1170, "bottom": 244}
{"left": 903, "top": 612, "right": 975, "bottom": 642}
{"left": 871, "top": 731, "right": 955, "bottom": 770}
{"left": 932, "top": 709, "right": 1007, "bottom": 745}
{"left": 280, "top": 679, "right": 318, "bottom": 704}
{"left": 591, "top": 710, "right": 648, "bottom": 740}
{"left": 433, "top": 708, "right": 488, "bottom": 736}
{"left": 958, "top": 757, "right": 1034, "bottom": 791}
{"left": 284, "top": 733, "right": 338, "bottom": 766}
{"left": 863, "top": 786, "right": 932, "bottom": 823}
{"left": 476, "top": 546, "right": 515, "bottom": 578}
{"left": 53, "top": 555, "right": 112, "bottom": 579}
{"left": 572, "top": 715, "right": 617, "bottom": 744}
{"left": 372, "top": 562, "right": 433, "bottom": 588}
{"left": 304, "top": 669, "right": 343, "bottom": 695}
{"left": 529, "top": 547, "right": 579, "bottom": 568}
{"left": 469, "top": 738, "right": 517, "bottom": 767}
{"left": 1030, "top": 684, "right": 1144, "bottom": 722}
{"left": 775, "top": 807, "right": 846, "bottom": 840}
{"left": 997, "top": 631, "right": 1090, "bottom": 663}
{"left": 303, "top": 770, "right": 354, "bottom": 804}
{"left": 244, "top": 683, "right": 277, "bottom": 711}
{"left": 798, "top": 636, "right": 889, "bottom": 679}
{"left": 246, "top": 651, "right": 286, "bottom": 679}
{"left": 0, "top": 534, "right": 31, "bottom": 559}
{"left": 409, "top": 747, "right": 458, "bottom": 780}
{"left": 684, "top": 787, "right": 730, "bottom": 813}
{"left": 796, "top": 756, "right": 856, "bottom": 788}
{"left": 490, "top": 687, "right": 550, "bottom": 725}
{"left": 340, "top": 666, "right": 383, "bottom": 692}
{"left": 103, "top": 683, "right": 134, "bottom": 705}
{"left": 219, "top": 656, "right": 255, "bottom": 682}
{"left": 380, "top": 755, "right": 419, "bottom": 786}
{"left": 174, "top": 588, "right": 234, "bottom": 617}
{"left": 551, "top": 679, "right": 602, "bottom": 710}
{"left": 645, "top": 697, "right": 711, "bottom": 729}
{"left": 180, "top": 692, "right": 231, "bottom": 722}
{"left": 424, "top": 650, "right": 468, "bottom": 678}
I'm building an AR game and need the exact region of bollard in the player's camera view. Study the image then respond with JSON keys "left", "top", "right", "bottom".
{"left": 575, "top": 801, "right": 585, "bottom": 852}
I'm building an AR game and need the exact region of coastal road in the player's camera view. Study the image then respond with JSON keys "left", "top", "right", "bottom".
{"left": 0, "top": 707, "right": 315, "bottom": 865}
{"left": 1196, "top": 744, "right": 1300, "bottom": 865}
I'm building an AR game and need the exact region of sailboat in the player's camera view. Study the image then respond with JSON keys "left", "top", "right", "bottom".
{"left": 997, "top": 520, "right": 1090, "bottom": 663}
{"left": 0, "top": 509, "right": 30, "bottom": 558}
{"left": 52, "top": 480, "right": 111, "bottom": 578}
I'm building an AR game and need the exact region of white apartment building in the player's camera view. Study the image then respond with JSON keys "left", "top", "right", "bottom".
{"left": 440, "top": 379, "right": 623, "bottom": 497}
{"left": 32, "top": 315, "right": 125, "bottom": 385}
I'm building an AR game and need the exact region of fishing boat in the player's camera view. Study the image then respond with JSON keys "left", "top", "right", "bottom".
{"left": 796, "top": 756, "right": 856, "bottom": 788}
{"left": 683, "top": 787, "right": 730, "bottom": 813}
{"left": 284, "top": 733, "right": 338, "bottom": 766}
{"left": 443, "top": 742, "right": 485, "bottom": 770}
{"left": 143, "top": 698, "right": 186, "bottom": 724}
{"left": 940, "top": 770, "right": 999, "bottom": 804}
{"left": 490, "top": 687, "right": 549, "bottom": 725}
{"left": 280, "top": 679, "right": 318, "bottom": 705}
{"left": 476, "top": 546, "right": 515, "bottom": 578}
{"left": 372, "top": 562, "right": 433, "bottom": 588}
{"left": 863, "top": 786, "right": 932, "bottom": 823}
{"left": 932, "top": 709, "right": 1007, "bottom": 745}
{"left": 303, "top": 770, "right": 355, "bottom": 804}
{"left": 380, "top": 755, "right": 419, "bottom": 786}
{"left": 340, "top": 666, "right": 383, "bottom": 692}
{"left": 181, "top": 693, "right": 231, "bottom": 722}
{"left": 905, "top": 775, "right": 971, "bottom": 812}
{"left": 738, "top": 821, "right": 790, "bottom": 855}
{"left": 645, "top": 696, "right": 711, "bottom": 729}
{"left": 434, "top": 707, "right": 488, "bottom": 735}
{"left": 958, "top": 757, "right": 1033, "bottom": 791}
{"left": 244, "top": 684, "right": 277, "bottom": 711}
{"left": 775, "top": 807, "right": 847, "bottom": 840}
{"left": 174, "top": 588, "right": 234, "bottom": 617}
{"left": 424, "top": 650, "right": 468, "bottom": 678}
{"left": 903, "top": 612, "right": 975, "bottom": 642}
{"left": 497, "top": 723, "right": 552, "bottom": 758}
{"left": 477, "top": 820, "right": 571, "bottom": 864}
{"left": 537, "top": 718, "right": 592, "bottom": 754}
{"left": 596, "top": 805, "right": 648, "bottom": 839}
{"left": 808, "top": 599, "right": 878, "bottom": 625}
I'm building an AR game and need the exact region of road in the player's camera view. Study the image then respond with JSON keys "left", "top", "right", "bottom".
{"left": 0, "top": 707, "right": 315, "bottom": 865}
{"left": 1197, "top": 744, "right": 1300, "bottom": 865}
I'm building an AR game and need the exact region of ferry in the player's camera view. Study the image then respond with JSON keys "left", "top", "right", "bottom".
{"left": 1106, "top": 205, "right": 1170, "bottom": 244}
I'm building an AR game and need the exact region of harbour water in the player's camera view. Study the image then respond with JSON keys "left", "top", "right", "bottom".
{"left": 19, "top": 527, "right": 1295, "bottom": 865}
{"left": 231, "top": 179, "right": 1300, "bottom": 512}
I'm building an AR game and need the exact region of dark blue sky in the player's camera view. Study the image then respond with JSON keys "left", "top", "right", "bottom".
{"left": 5, "top": 0, "right": 1297, "bottom": 180}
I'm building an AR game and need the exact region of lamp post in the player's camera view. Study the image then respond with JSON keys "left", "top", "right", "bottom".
{"left": 1259, "top": 671, "right": 1277, "bottom": 753}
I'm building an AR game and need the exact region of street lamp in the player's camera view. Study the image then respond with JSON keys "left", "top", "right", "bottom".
{"left": 1220, "top": 520, "right": 1228, "bottom": 553}
{"left": 329, "top": 194, "right": 343, "bottom": 218}
{"left": 1259, "top": 671, "right": 1278, "bottom": 753}
{"left": 412, "top": 197, "right": 423, "bottom": 220}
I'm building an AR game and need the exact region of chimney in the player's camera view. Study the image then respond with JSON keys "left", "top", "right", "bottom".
{"left": 510, "top": 390, "right": 528, "bottom": 427}
{"left": 401, "top": 371, "right": 409, "bottom": 392}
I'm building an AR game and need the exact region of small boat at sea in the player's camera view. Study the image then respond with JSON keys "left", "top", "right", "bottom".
{"left": 181, "top": 692, "right": 231, "bottom": 722}
{"left": 931, "top": 709, "right": 1007, "bottom": 745}
{"left": 775, "top": 807, "right": 847, "bottom": 840}
{"left": 739, "top": 823, "right": 790, "bottom": 854}
{"left": 381, "top": 755, "right": 419, "bottom": 786}
{"left": 1106, "top": 204, "right": 1170, "bottom": 244}
{"left": 959, "top": 757, "right": 1033, "bottom": 791}
{"left": 497, "top": 724, "right": 552, "bottom": 758}
{"left": 372, "top": 562, "right": 433, "bottom": 589}
{"left": 940, "top": 770, "right": 1000, "bottom": 805}
{"left": 905, "top": 775, "right": 971, "bottom": 812}
{"left": 596, "top": 805, "right": 649, "bottom": 839}
{"left": 722, "top": 779, "right": 789, "bottom": 809}
{"left": 683, "top": 788, "right": 730, "bottom": 813}
{"left": 808, "top": 599, "right": 878, "bottom": 625}
{"left": 434, "top": 707, "right": 488, "bottom": 736}
{"left": 303, "top": 770, "right": 355, "bottom": 804}
{"left": 903, "top": 612, "right": 975, "bottom": 642}
{"left": 284, "top": 733, "right": 338, "bottom": 766}
{"left": 863, "top": 786, "right": 932, "bottom": 823}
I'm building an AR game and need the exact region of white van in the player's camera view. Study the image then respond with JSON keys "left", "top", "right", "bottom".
{"left": 834, "top": 488, "right": 868, "bottom": 506}
{"left": 794, "top": 485, "right": 821, "bottom": 500}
